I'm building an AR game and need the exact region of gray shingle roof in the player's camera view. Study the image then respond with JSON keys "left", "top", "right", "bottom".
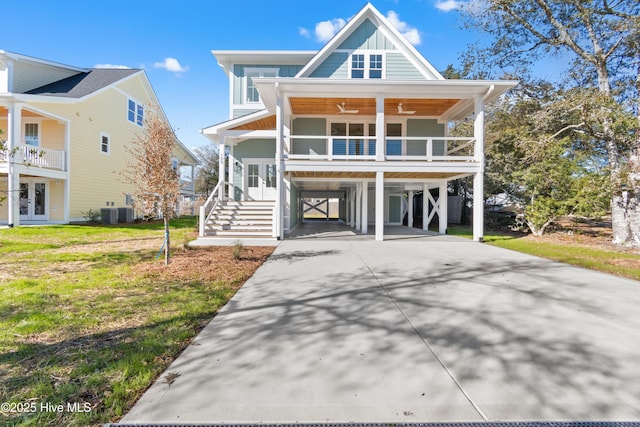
{"left": 25, "top": 68, "right": 141, "bottom": 98}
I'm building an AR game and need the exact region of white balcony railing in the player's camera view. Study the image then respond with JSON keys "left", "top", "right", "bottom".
{"left": 286, "top": 135, "right": 475, "bottom": 162}
{"left": 0, "top": 145, "right": 66, "bottom": 171}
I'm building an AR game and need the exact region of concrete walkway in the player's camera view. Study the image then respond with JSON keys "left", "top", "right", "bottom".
{"left": 122, "top": 229, "right": 640, "bottom": 423}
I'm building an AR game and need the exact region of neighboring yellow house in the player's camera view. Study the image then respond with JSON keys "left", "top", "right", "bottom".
{"left": 0, "top": 50, "right": 198, "bottom": 226}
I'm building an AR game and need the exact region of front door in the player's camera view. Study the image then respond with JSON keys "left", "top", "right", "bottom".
{"left": 245, "top": 160, "right": 276, "bottom": 200}
{"left": 19, "top": 180, "right": 48, "bottom": 221}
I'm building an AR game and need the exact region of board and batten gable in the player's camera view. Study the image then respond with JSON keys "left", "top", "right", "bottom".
{"left": 337, "top": 19, "right": 397, "bottom": 50}
{"left": 306, "top": 18, "right": 430, "bottom": 80}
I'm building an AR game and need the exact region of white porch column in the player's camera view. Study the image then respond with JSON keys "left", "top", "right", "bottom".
{"left": 275, "top": 85, "right": 285, "bottom": 239}
{"left": 473, "top": 95, "right": 485, "bottom": 241}
{"left": 361, "top": 180, "right": 368, "bottom": 234}
{"left": 375, "top": 95, "right": 385, "bottom": 161}
{"left": 7, "top": 103, "right": 22, "bottom": 227}
{"left": 217, "top": 137, "right": 225, "bottom": 201}
{"left": 439, "top": 181, "right": 448, "bottom": 234}
{"left": 422, "top": 183, "right": 429, "bottom": 231}
{"left": 375, "top": 171, "right": 384, "bottom": 241}
{"left": 408, "top": 190, "right": 414, "bottom": 228}
{"left": 355, "top": 182, "right": 362, "bottom": 231}
{"left": 350, "top": 189, "right": 355, "bottom": 227}
{"left": 228, "top": 145, "right": 235, "bottom": 201}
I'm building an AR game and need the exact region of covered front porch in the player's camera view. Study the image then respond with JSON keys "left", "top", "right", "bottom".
{"left": 0, "top": 103, "right": 70, "bottom": 226}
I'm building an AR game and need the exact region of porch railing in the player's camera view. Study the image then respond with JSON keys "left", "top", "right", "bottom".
{"left": 0, "top": 145, "right": 66, "bottom": 170}
{"left": 198, "top": 180, "right": 226, "bottom": 237}
{"left": 286, "top": 135, "right": 475, "bottom": 162}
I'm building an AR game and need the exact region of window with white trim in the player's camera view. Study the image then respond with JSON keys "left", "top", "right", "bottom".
{"left": 25, "top": 123, "right": 39, "bottom": 146}
{"left": 350, "top": 53, "right": 384, "bottom": 79}
{"left": 244, "top": 68, "right": 278, "bottom": 104}
{"left": 100, "top": 132, "right": 110, "bottom": 154}
{"left": 351, "top": 54, "right": 365, "bottom": 78}
{"left": 128, "top": 99, "right": 144, "bottom": 126}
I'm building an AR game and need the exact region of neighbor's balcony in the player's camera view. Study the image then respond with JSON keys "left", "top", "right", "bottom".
{"left": 286, "top": 135, "right": 476, "bottom": 162}
{"left": 0, "top": 145, "right": 66, "bottom": 171}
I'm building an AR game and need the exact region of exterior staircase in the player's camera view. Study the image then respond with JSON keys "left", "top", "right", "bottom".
{"left": 202, "top": 200, "right": 275, "bottom": 239}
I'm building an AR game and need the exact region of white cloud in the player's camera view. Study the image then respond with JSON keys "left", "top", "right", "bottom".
{"left": 94, "top": 63, "right": 130, "bottom": 69}
{"left": 299, "top": 27, "right": 310, "bottom": 38}
{"left": 386, "top": 10, "right": 421, "bottom": 45}
{"left": 435, "top": 0, "right": 463, "bottom": 12}
{"left": 315, "top": 18, "right": 346, "bottom": 42}
{"left": 153, "top": 57, "right": 188, "bottom": 73}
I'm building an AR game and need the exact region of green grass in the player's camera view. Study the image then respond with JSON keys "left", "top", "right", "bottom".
{"left": 448, "top": 226, "right": 640, "bottom": 281}
{"left": 0, "top": 216, "right": 258, "bottom": 426}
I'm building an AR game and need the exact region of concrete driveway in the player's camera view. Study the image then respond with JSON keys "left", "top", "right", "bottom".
{"left": 122, "top": 228, "right": 640, "bottom": 423}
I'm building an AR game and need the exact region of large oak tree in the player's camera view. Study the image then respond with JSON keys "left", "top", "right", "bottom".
{"left": 462, "top": 0, "right": 639, "bottom": 245}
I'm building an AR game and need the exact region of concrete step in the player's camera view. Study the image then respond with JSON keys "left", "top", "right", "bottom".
{"left": 207, "top": 229, "right": 273, "bottom": 237}
{"left": 206, "top": 224, "right": 272, "bottom": 231}
{"left": 208, "top": 219, "right": 273, "bottom": 226}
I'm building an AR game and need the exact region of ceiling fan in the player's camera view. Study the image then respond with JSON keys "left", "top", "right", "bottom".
{"left": 337, "top": 102, "right": 359, "bottom": 114}
{"left": 397, "top": 103, "right": 415, "bottom": 115}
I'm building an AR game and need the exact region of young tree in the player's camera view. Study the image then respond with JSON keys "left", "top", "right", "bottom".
{"left": 461, "top": 0, "right": 640, "bottom": 245}
{"left": 121, "top": 107, "right": 180, "bottom": 265}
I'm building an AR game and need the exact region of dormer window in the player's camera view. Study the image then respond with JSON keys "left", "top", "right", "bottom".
{"left": 245, "top": 68, "right": 278, "bottom": 104}
{"left": 350, "top": 53, "right": 384, "bottom": 79}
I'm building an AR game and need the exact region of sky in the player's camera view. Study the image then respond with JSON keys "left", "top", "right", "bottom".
{"left": 3, "top": 0, "right": 515, "bottom": 154}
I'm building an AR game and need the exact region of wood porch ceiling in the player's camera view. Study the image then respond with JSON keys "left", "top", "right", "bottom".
{"left": 291, "top": 171, "right": 462, "bottom": 179}
{"left": 231, "top": 115, "right": 276, "bottom": 131}
{"left": 289, "top": 97, "right": 460, "bottom": 117}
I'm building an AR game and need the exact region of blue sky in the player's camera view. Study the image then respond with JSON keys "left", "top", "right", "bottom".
{"left": 3, "top": 0, "right": 495, "bottom": 152}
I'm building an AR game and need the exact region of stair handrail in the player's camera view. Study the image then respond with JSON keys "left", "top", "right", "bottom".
{"left": 199, "top": 180, "right": 227, "bottom": 237}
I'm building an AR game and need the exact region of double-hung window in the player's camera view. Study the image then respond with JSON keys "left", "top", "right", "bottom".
{"left": 100, "top": 132, "right": 110, "bottom": 154}
{"left": 128, "top": 99, "right": 144, "bottom": 126}
{"left": 25, "top": 123, "right": 39, "bottom": 146}
{"left": 351, "top": 54, "right": 365, "bottom": 79}
{"left": 350, "top": 53, "right": 384, "bottom": 79}
{"left": 245, "top": 68, "right": 278, "bottom": 104}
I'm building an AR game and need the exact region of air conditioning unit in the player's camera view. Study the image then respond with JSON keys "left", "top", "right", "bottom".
{"left": 118, "top": 207, "right": 134, "bottom": 223}
{"left": 100, "top": 208, "right": 118, "bottom": 225}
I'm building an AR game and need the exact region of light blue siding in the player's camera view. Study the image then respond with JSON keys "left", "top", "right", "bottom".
{"left": 407, "top": 119, "right": 445, "bottom": 156}
{"left": 386, "top": 52, "right": 426, "bottom": 80}
{"left": 389, "top": 195, "right": 402, "bottom": 223}
{"left": 290, "top": 184, "right": 299, "bottom": 229}
{"left": 232, "top": 139, "right": 276, "bottom": 199}
{"left": 232, "top": 64, "right": 303, "bottom": 104}
{"left": 309, "top": 53, "right": 349, "bottom": 78}
{"left": 291, "top": 118, "right": 327, "bottom": 155}
{"left": 233, "top": 108, "right": 262, "bottom": 119}
{"left": 338, "top": 19, "right": 396, "bottom": 50}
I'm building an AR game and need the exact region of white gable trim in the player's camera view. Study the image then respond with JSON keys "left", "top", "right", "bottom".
{"left": 296, "top": 3, "right": 443, "bottom": 80}
{"left": 201, "top": 109, "right": 272, "bottom": 141}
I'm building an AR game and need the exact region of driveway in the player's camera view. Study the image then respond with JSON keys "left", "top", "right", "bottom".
{"left": 122, "top": 228, "right": 640, "bottom": 423}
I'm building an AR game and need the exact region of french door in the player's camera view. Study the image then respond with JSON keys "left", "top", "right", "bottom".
{"left": 245, "top": 159, "right": 276, "bottom": 200}
{"left": 19, "top": 179, "right": 49, "bottom": 221}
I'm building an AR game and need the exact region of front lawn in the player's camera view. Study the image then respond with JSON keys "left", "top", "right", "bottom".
{"left": 0, "top": 218, "right": 273, "bottom": 426}
{"left": 448, "top": 226, "right": 640, "bottom": 281}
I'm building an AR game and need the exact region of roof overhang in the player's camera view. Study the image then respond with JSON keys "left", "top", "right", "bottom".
{"left": 255, "top": 78, "right": 518, "bottom": 121}
{"left": 200, "top": 109, "right": 275, "bottom": 141}
{"left": 212, "top": 50, "right": 316, "bottom": 76}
